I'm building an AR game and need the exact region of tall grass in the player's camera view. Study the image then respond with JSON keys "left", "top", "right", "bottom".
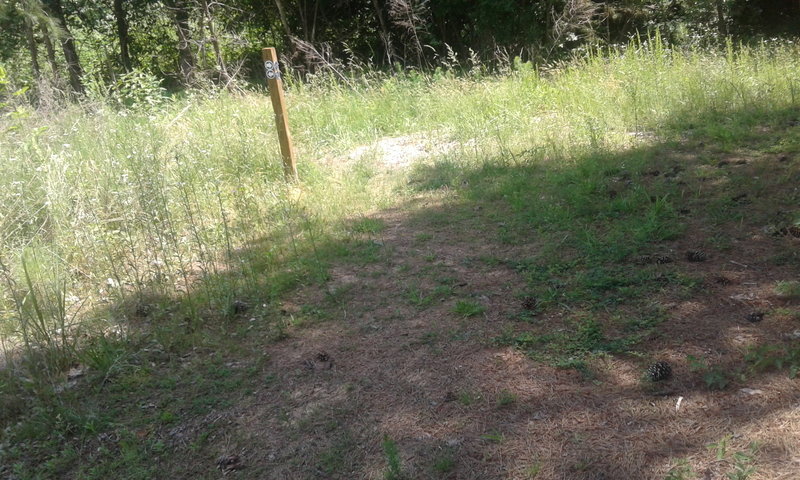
{"left": 1, "top": 38, "right": 799, "bottom": 377}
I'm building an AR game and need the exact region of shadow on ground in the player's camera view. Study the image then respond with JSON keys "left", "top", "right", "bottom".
{"left": 178, "top": 106, "right": 800, "bottom": 479}
{"left": 4, "top": 106, "right": 800, "bottom": 480}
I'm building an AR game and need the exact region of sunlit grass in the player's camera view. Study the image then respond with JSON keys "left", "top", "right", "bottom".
{"left": 1, "top": 38, "right": 799, "bottom": 373}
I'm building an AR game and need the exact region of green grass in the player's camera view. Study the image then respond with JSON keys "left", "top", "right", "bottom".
{"left": 382, "top": 435, "right": 405, "bottom": 480}
{"left": 496, "top": 390, "right": 517, "bottom": 407}
{"left": 2, "top": 39, "right": 800, "bottom": 478}
{"left": 452, "top": 299, "right": 485, "bottom": 317}
{"left": 432, "top": 452, "right": 456, "bottom": 476}
{"left": 775, "top": 280, "right": 800, "bottom": 299}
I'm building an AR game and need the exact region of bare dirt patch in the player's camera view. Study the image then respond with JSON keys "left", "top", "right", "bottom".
{"left": 335, "top": 134, "right": 468, "bottom": 169}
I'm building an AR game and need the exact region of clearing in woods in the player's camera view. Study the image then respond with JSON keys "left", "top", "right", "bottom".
{"left": 217, "top": 131, "right": 800, "bottom": 479}
{"left": 2, "top": 48, "right": 800, "bottom": 479}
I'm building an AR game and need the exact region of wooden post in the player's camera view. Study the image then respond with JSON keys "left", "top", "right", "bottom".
{"left": 262, "top": 47, "right": 298, "bottom": 180}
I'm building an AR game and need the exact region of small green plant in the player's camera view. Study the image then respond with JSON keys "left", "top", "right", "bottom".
{"left": 687, "top": 355, "right": 730, "bottom": 390}
{"left": 0, "top": 65, "right": 29, "bottom": 131}
{"left": 774, "top": 280, "right": 800, "bottom": 299}
{"left": 745, "top": 344, "right": 800, "bottom": 378}
{"left": 525, "top": 462, "right": 542, "bottom": 478}
{"left": 382, "top": 435, "right": 404, "bottom": 480}
{"left": 706, "top": 437, "right": 759, "bottom": 480}
{"left": 567, "top": 317, "right": 605, "bottom": 353}
{"left": 81, "top": 334, "right": 129, "bottom": 382}
{"left": 317, "top": 435, "right": 354, "bottom": 475}
{"left": 458, "top": 390, "right": 479, "bottom": 406}
{"left": 351, "top": 217, "right": 386, "bottom": 234}
{"left": 479, "top": 431, "right": 504, "bottom": 443}
{"left": 664, "top": 459, "right": 695, "bottom": 480}
{"left": 407, "top": 287, "right": 434, "bottom": 308}
{"left": 452, "top": 300, "right": 485, "bottom": 317}
{"left": 496, "top": 389, "right": 517, "bottom": 407}
{"left": 158, "top": 410, "right": 177, "bottom": 425}
{"left": 709, "top": 435, "right": 730, "bottom": 461}
{"left": 431, "top": 451, "right": 456, "bottom": 475}
{"left": 726, "top": 446, "right": 758, "bottom": 480}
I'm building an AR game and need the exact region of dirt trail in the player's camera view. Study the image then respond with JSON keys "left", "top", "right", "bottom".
{"left": 208, "top": 190, "right": 800, "bottom": 479}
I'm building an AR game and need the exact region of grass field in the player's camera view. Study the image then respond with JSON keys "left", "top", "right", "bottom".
{"left": 1, "top": 39, "right": 800, "bottom": 479}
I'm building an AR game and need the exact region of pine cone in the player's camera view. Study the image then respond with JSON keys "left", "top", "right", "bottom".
{"left": 686, "top": 250, "right": 708, "bottom": 262}
{"left": 647, "top": 361, "right": 672, "bottom": 382}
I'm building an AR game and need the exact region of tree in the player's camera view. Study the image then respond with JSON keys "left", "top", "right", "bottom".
{"left": 41, "top": 0, "right": 83, "bottom": 94}
{"left": 372, "top": 0, "right": 395, "bottom": 64}
{"left": 113, "top": 0, "right": 132, "bottom": 71}
{"left": 165, "top": 0, "right": 196, "bottom": 85}
{"left": 43, "top": 0, "right": 85, "bottom": 95}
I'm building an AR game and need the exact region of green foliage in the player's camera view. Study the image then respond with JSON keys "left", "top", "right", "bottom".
{"left": 87, "top": 70, "right": 168, "bottom": 111}
{"left": 458, "top": 390, "right": 479, "bottom": 406}
{"left": 0, "top": 64, "right": 29, "bottom": 129}
{"left": 687, "top": 355, "right": 730, "bottom": 390}
{"left": 745, "top": 344, "right": 800, "bottom": 378}
{"left": 664, "top": 459, "right": 695, "bottom": 480}
{"left": 496, "top": 389, "right": 517, "bottom": 407}
{"left": 774, "top": 280, "right": 800, "bottom": 299}
{"left": 80, "top": 334, "right": 130, "bottom": 381}
{"left": 452, "top": 300, "right": 485, "bottom": 317}
{"left": 350, "top": 217, "right": 386, "bottom": 235}
{"left": 3, "top": 0, "right": 800, "bottom": 100}
{"left": 706, "top": 437, "right": 759, "bottom": 480}
{"left": 431, "top": 451, "right": 456, "bottom": 475}
{"left": 525, "top": 462, "right": 542, "bottom": 478}
{"left": 382, "top": 435, "right": 405, "bottom": 480}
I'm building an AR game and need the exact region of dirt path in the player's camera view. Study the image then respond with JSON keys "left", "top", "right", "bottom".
{"left": 208, "top": 187, "right": 800, "bottom": 479}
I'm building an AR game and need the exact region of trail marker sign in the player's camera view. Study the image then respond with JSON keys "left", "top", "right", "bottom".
{"left": 262, "top": 47, "right": 297, "bottom": 180}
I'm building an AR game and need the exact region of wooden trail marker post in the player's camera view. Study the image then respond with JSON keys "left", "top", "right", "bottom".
{"left": 262, "top": 47, "right": 298, "bottom": 180}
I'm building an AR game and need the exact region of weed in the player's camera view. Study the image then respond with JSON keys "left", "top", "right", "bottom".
{"left": 706, "top": 437, "right": 759, "bottom": 480}
{"left": 525, "top": 462, "right": 542, "bottom": 478}
{"left": 80, "top": 334, "right": 130, "bottom": 384}
{"left": 407, "top": 286, "right": 434, "bottom": 308}
{"left": 351, "top": 217, "right": 386, "bottom": 235}
{"left": 420, "top": 331, "right": 439, "bottom": 346}
{"left": 453, "top": 300, "right": 485, "bottom": 317}
{"left": 433, "top": 284, "right": 454, "bottom": 297}
{"left": 431, "top": 451, "right": 456, "bottom": 475}
{"left": 554, "top": 357, "right": 591, "bottom": 376}
{"left": 496, "top": 390, "right": 517, "bottom": 407}
{"left": 687, "top": 355, "right": 730, "bottom": 390}
{"left": 745, "top": 344, "right": 800, "bottom": 378}
{"left": 317, "top": 433, "right": 355, "bottom": 475}
{"left": 479, "top": 431, "right": 504, "bottom": 443}
{"left": 457, "top": 390, "right": 479, "bottom": 406}
{"left": 774, "top": 280, "right": 800, "bottom": 299}
{"left": 664, "top": 459, "right": 695, "bottom": 480}
{"left": 382, "top": 435, "right": 405, "bottom": 480}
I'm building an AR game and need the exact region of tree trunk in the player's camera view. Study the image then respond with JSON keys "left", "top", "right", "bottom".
{"left": 372, "top": 0, "right": 395, "bottom": 65}
{"left": 43, "top": 0, "right": 84, "bottom": 95}
{"left": 199, "top": 0, "right": 231, "bottom": 86}
{"left": 716, "top": 0, "right": 728, "bottom": 37}
{"left": 113, "top": 0, "right": 132, "bottom": 71}
{"left": 24, "top": 17, "right": 41, "bottom": 80}
{"left": 274, "top": 0, "right": 294, "bottom": 40}
{"left": 42, "top": 26, "right": 60, "bottom": 80}
{"left": 167, "top": 0, "right": 196, "bottom": 85}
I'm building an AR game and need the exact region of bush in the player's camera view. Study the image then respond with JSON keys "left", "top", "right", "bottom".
{"left": 86, "top": 69, "right": 168, "bottom": 111}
